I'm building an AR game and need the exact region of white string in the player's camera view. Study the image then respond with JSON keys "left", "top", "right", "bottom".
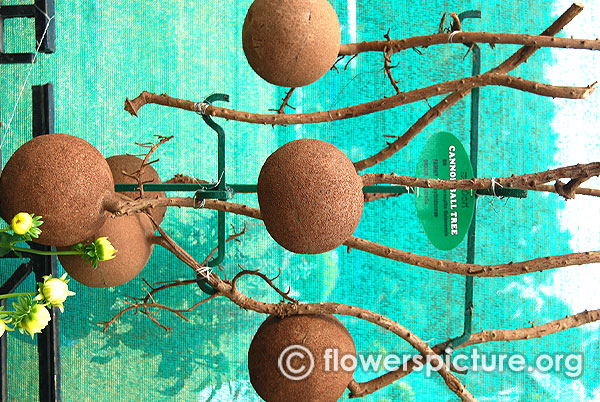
{"left": 181, "top": 170, "right": 207, "bottom": 208}
{"left": 194, "top": 102, "right": 210, "bottom": 115}
{"left": 210, "top": 170, "right": 225, "bottom": 189}
{"left": 196, "top": 265, "right": 213, "bottom": 280}
{"left": 490, "top": 177, "right": 504, "bottom": 198}
{"left": 486, "top": 178, "right": 510, "bottom": 213}
{"left": 448, "top": 30, "right": 461, "bottom": 44}
{"left": 0, "top": 14, "right": 55, "bottom": 151}
{"left": 34, "top": 4, "right": 52, "bottom": 22}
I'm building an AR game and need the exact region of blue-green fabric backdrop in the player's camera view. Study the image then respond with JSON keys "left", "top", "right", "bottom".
{"left": 1, "top": 0, "right": 599, "bottom": 400}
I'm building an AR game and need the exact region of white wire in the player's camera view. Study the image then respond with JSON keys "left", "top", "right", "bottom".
{"left": 448, "top": 30, "right": 461, "bottom": 44}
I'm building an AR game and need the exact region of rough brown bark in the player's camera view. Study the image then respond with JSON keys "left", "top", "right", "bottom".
{"left": 343, "top": 236, "right": 600, "bottom": 277}
{"left": 124, "top": 75, "right": 594, "bottom": 125}
{"left": 364, "top": 184, "right": 600, "bottom": 202}
{"left": 145, "top": 215, "right": 478, "bottom": 401}
{"left": 361, "top": 162, "right": 600, "bottom": 199}
{"left": 112, "top": 196, "right": 600, "bottom": 277}
{"left": 338, "top": 31, "right": 600, "bottom": 56}
{"left": 111, "top": 196, "right": 263, "bottom": 220}
{"left": 348, "top": 308, "right": 600, "bottom": 398}
{"left": 534, "top": 183, "right": 600, "bottom": 198}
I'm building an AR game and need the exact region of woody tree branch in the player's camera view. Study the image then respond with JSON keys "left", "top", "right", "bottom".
{"left": 148, "top": 226, "right": 479, "bottom": 401}
{"left": 124, "top": 75, "right": 594, "bottom": 125}
{"left": 338, "top": 30, "right": 600, "bottom": 56}
{"left": 361, "top": 162, "right": 600, "bottom": 199}
{"left": 348, "top": 308, "right": 600, "bottom": 397}
{"left": 353, "top": 2, "right": 586, "bottom": 171}
{"left": 110, "top": 196, "right": 600, "bottom": 277}
{"left": 105, "top": 200, "right": 600, "bottom": 400}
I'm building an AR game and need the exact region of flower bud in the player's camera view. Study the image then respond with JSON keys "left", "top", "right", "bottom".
{"left": 35, "top": 274, "right": 75, "bottom": 312}
{"left": 19, "top": 303, "right": 51, "bottom": 338}
{"left": 11, "top": 213, "right": 32, "bottom": 235}
{"left": 94, "top": 237, "right": 117, "bottom": 261}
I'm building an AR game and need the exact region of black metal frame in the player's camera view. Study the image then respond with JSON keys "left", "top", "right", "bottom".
{"left": 0, "top": 84, "right": 61, "bottom": 402}
{"left": 0, "top": 0, "right": 55, "bottom": 64}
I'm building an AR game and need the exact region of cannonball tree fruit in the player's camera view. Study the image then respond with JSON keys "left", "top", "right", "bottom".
{"left": 106, "top": 154, "right": 167, "bottom": 224}
{"left": 257, "top": 139, "right": 363, "bottom": 254}
{"left": 248, "top": 314, "right": 356, "bottom": 402}
{"left": 58, "top": 196, "right": 155, "bottom": 288}
{"left": 242, "top": 0, "right": 341, "bottom": 87}
{"left": 0, "top": 134, "right": 116, "bottom": 247}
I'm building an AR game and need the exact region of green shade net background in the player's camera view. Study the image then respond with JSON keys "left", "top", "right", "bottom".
{"left": 1, "top": 0, "right": 599, "bottom": 400}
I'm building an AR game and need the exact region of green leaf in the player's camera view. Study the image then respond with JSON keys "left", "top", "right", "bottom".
{"left": 0, "top": 246, "right": 10, "bottom": 258}
{"left": 31, "top": 214, "right": 43, "bottom": 227}
{"left": 4, "top": 232, "right": 25, "bottom": 244}
{"left": 0, "top": 232, "right": 13, "bottom": 243}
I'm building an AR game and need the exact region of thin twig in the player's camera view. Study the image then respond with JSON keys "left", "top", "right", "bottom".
{"left": 383, "top": 29, "right": 401, "bottom": 94}
{"left": 231, "top": 268, "right": 298, "bottom": 304}
{"left": 200, "top": 224, "right": 247, "bottom": 266}
{"left": 277, "top": 88, "right": 296, "bottom": 114}
{"left": 128, "top": 135, "right": 173, "bottom": 198}
{"left": 438, "top": 12, "right": 447, "bottom": 34}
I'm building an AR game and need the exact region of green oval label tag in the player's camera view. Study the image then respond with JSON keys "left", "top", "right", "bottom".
{"left": 415, "top": 132, "right": 475, "bottom": 251}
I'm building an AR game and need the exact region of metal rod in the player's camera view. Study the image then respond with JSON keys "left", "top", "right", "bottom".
{"left": 34, "top": 0, "right": 55, "bottom": 54}
{"left": 31, "top": 84, "right": 60, "bottom": 402}
{"left": 0, "top": 0, "right": 55, "bottom": 65}
{"left": 29, "top": 244, "right": 60, "bottom": 402}
{"left": 200, "top": 94, "right": 229, "bottom": 270}
{"left": 0, "top": 5, "right": 36, "bottom": 18}
{"left": 448, "top": 10, "right": 481, "bottom": 353}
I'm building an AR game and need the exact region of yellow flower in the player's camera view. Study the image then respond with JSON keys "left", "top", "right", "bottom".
{"left": 0, "top": 315, "right": 12, "bottom": 338}
{"left": 19, "top": 303, "right": 51, "bottom": 338}
{"left": 11, "top": 213, "right": 32, "bottom": 235}
{"left": 94, "top": 237, "right": 117, "bottom": 261}
{"left": 0, "top": 320, "right": 7, "bottom": 338}
{"left": 34, "top": 274, "right": 75, "bottom": 312}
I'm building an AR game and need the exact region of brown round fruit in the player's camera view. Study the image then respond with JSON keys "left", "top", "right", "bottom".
{"left": 106, "top": 154, "right": 167, "bottom": 224}
{"left": 59, "top": 199, "right": 155, "bottom": 288}
{"left": 0, "top": 134, "right": 115, "bottom": 247}
{"left": 242, "top": 0, "right": 341, "bottom": 87}
{"left": 248, "top": 314, "right": 356, "bottom": 402}
{"left": 257, "top": 139, "right": 363, "bottom": 254}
